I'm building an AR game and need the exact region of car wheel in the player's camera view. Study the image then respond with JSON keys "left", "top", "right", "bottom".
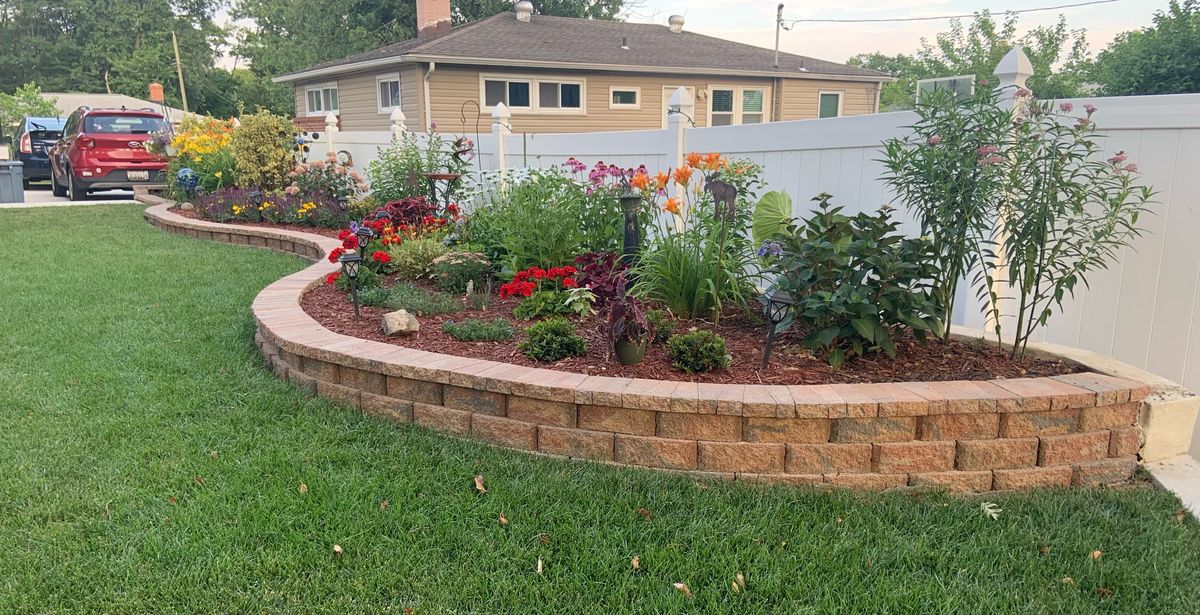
{"left": 67, "top": 170, "right": 86, "bottom": 202}
{"left": 51, "top": 170, "right": 67, "bottom": 197}
{"left": 22, "top": 179, "right": 31, "bottom": 191}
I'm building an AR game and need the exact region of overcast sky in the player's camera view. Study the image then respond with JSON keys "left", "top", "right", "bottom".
{"left": 630, "top": 0, "right": 1171, "bottom": 63}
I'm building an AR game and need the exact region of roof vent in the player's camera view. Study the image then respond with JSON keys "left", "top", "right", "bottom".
{"left": 620, "top": 36, "right": 629, "bottom": 50}
{"left": 668, "top": 15, "right": 685, "bottom": 33}
{"left": 515, "top": 0, "right": 533, "bottom": 22}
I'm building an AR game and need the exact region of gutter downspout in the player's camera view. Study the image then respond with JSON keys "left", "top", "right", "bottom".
{"left": 423, "top": 62, "right": 436, "bottom": 132}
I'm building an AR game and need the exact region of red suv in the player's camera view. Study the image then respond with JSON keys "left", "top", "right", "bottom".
{"left": 50, "top": 107, "right": 169, "bottom": 200}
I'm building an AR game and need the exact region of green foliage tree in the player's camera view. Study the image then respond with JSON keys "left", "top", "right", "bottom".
{"left": 1092, "top": 1, "right": 1200, "bottom": 96}
{"left": 848, "top": 11, "right": 1090, "bottom": 110}
{"left": 0, "top": 83, "right": 58, "bottom": 141}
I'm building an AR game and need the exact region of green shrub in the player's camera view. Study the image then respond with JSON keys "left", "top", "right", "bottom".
{"left": 441, "top": 318, "right": 514, "bottom": 342}
{"left": 359, "top": 282, "right": 462, "bottom": 316}
{"left": 519, "top": 317, "right": 588, "bottom": 362}
{"left": 512, "top": 290, "right": 574, "bottom": 321}
{"left": 230, "top": 109, "right": 297, "bottom": 191}
{"left": 765, "top": 193, "right": 943, "bottom": 368}
{"left": 645, "top": 309, "right": 677, "bottom": 344}
{"left": 387, "top": 238, "right": 450, "bottom": 280}
{"left": 334, "top": 266, "right": 380, "bottom": 292}
{"left": 431, "top": 251, "right": 492, "bottom": 293}
{"left": 367, "top": 129, "right": 470, "bottom": 203}
{"left": 665, "top": 330, "right": 731, "bottom": 373}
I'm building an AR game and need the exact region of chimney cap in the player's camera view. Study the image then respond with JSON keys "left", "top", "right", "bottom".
{"left": 668, "top": 14, "right": 685, "bottom": 33}
{"left": 515, "top": 0, "right": 533, "bottom": 22}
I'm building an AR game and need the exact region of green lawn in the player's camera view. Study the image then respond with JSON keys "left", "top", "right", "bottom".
{"left": 0, "top": 205, "right": 1197, "bottom": 614}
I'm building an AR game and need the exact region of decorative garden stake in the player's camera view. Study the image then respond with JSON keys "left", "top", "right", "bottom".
{"left": 248, "top": 190, "right": 264, "bottom": 221}
{"left": 762, "top": 288, "right": 794, "bottom": 368}
{"left": 354, "top": 225, "right": 376, "bottom": 254}
{"left": 339, "top": 252, "right": 363, "bottom": 321}
{"left": 619, "top": 191, "right": 642, "bottom": 290}
{"left": 336, "top": 195, "right": 349, "bottom": 212}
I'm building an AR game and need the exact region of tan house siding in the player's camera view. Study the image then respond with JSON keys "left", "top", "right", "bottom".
{"left": 293, "top": 64, "right": 883, "bottom": 133}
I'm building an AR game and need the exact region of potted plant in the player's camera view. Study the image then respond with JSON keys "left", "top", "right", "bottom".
{"left": 575, "top": 251, "right": 654, "bottom": 365}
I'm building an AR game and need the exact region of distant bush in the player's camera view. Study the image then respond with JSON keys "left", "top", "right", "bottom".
{"left": 441, "top": 318, "right": 514, "bottom": 342}
{"left": 645, "top": 309, "right": 677, "bottom": 344}
{"left": 386, "top": 238, "right": 450, "bottom": 280}
{"left": 519, "top": 317, "right": 588, "bottom": 362}
{"left": 431, "top": 251, "right": 492, "bottom": 294}
{"left": 230, "top": 109, "right": 296, "bottom": 191}
{"left": 666, "top": 330, "right": 731, "bottom": 373}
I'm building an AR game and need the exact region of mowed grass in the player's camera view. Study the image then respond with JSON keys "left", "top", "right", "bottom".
{"left": 0, "top": 205, "right": 1197, "bottom": 615}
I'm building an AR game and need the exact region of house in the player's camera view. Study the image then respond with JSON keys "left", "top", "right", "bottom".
{"left": 42, "top": 93, "right": 197, "bottom": 125}
{"left": 273, "top": 0, "right": 891, "bottom": 134}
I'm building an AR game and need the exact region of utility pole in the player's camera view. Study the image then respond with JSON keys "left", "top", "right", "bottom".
{"left": 171, "top": 31, "right": 190, "bottom": 113}
{"left": 773, "top": 4, "right": 784, "bottom": 69}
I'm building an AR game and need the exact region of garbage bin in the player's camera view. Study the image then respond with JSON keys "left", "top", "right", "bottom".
{"left": 0, "top": 161, "right": 23, "bottom": 204}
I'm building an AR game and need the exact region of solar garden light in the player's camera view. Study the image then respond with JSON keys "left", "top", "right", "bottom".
{"left": 339, "top": 252, "right": 364, "bottom": 321}
{"left": 336, "top": 194, "right": 349, "bottom": 212}
{"left": 619, "top": 190, "right": 642, "bottom": 290}
{"left": 762, "top": 288, "right": 794, "bottom": 368}
{"left": 248, "top": 190, "right": 264, "bottom": 220}
{"left": 354, "top": 225, "right": 376, "bottom": 254}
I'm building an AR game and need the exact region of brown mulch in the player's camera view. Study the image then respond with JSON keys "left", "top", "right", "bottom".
{"left": 300, "top": 278, "right": 1084, "bottom": 385}
{"left": 169, "top": 207, "right": 343, "bottom": 239}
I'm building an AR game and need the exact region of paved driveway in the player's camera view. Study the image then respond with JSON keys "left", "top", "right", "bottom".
{"left": 8, "top": 181, "right": 136, "bottom": 207}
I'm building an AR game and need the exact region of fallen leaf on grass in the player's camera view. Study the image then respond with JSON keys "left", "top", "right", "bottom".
{"left": 166, "top": 496, "right": 177, "bottom": 506}
{"left": 1095, "top": 587, "right": 1114, "bottom": 598}
{"left": 981, "top": 501, "right": 1002, "bottom": 520}
{"left": 1040, "top": 545, "right": 1051, "bottom": 555}
{"left": 332, "top": 544, "right": 344, "bottom": 557}
{"left": 836, "top": 517, "right": 843, "bottom": 524}
{"left": 1061, "top": 577, "right": 1075, "bottom": 585}
{"left": 536, "top": 558, "right": 543, "bottom": 575}
{"left": 299, "top": 482, "right": 308, "bottom": 495}
{"left": 731, "top": 581, "right": 740, "bottom": 593}
{"left": 498, "top": 511, "right": 509, "bottom": 526}
{"left": 209, "top": 451, "right": 218, "bottom": 460}
{"left": 636, "top": 507, "right": 653, "bottom": 520}
{"left": 631, "top": 556, "right": 640, "bottom": 570}
{"left": 474, "top": 475, "right": 487, "bottom": 494}
{"left": 538, "top": 533, "right": 550, "bottom": 545}
{"left": 1172, "top": 509, "right": 1187, "bottom": 523}
{"left": 1090, "top": 550, "right": 1103, "bottom": 561}
{"left": 673, "top": 582, "right": 693, "bottom": 598}
{"left": 193, "top": 476, "right": 205, "bottom": 487}
{"left": 380, "top": 500, "right": 390, "bottom": 510}
{"left": 735, "top": 572, "right": 746, "bottom": 590}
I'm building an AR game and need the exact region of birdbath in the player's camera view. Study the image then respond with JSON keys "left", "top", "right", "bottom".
{"left": 422, "top": 172, "right": 462, "bottom": 211}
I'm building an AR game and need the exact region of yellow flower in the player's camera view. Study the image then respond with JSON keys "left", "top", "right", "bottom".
{"left": 214, "top": 171, "right": 223, "bottom": 178}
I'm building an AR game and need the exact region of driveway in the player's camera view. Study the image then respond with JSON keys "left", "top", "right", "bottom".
{"left": 10, "top": 181, "right": 136, "bottom": 207}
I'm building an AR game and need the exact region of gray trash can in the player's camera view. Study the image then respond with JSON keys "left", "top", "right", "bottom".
{"left": 0, "top": 161, "right": 23, "bottom": 204}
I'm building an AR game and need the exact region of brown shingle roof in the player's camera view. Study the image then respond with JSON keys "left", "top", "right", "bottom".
{"left": 276, "top": 13, "right": 887, "bottom": 81}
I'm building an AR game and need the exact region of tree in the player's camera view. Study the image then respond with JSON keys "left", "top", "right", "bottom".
{"left": 1092, "top": 0, "right": 1200, "bottom": 96}
{"left": 0, "top": 83, "right": 58, "bottom": 141}
{"left": 848, "top": 11, "right": 1090, "bottom": 110}
{"left": 454, "top": 0, "right": 623, "bottom": 21}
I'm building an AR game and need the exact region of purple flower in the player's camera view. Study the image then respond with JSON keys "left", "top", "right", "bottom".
{"left": 976, "top": 145, "right": 1000, "bottom": 156}
{"left": 1123, "top": 163, "right": 1138, "bottom": 173}
{"left": 757, "top": 240, "right": 784, "bottom": 258}
{"left": 1014, "top": 87, "right": 1031, "bottom": 99}
{"left": 1083, "top": 103, "right": 1097, "bottom": 114}
{"left": 1107, "top": 151, "right": 1128, "bottom": 165}
{"left": 1059, "top": 102, "right": 1074, "bottom": 113}
{"left": 928, "top": 135, "right": 941, "bottom": 146}
{"left": 977, "top": 155, "right": 1004, "bottom": 167}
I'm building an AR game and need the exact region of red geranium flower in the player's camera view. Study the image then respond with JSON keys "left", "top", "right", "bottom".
{"left": 327, "top": 247, "right": 346, "bottom": 263}
{"left": 562, "top": 277, "right": 577, "bottom": 288}
{"left": 372, "top": 250, "right": 391, "bottom": 264}
{"left": 325, "top": 271, "right": 341, "bottom": 285}
{"left": 342, "top": 237, "right": 359, "bottom": 250}
{"left": 337, "top": 229, "right": 352, "bottom": 241}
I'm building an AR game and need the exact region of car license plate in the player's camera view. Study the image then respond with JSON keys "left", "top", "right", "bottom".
{"left": 128, "top": 170, "right": 149, "bottom": 181}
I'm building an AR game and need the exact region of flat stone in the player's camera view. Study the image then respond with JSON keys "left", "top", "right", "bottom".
{"left": 382, "top": 309, "right": 420, "bottom": 336}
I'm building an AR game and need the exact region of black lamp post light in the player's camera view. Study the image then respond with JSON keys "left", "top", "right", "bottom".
{"left": 339, "top": 252, "right": 364, "bottom": 321}
{"left": 762, "top": 288, "right": 794, "bottom": 368}
{"left": 618, "top": 186, "right": 643, "bottom": 292}
{"left": 354, "top": 225, "right": 376, "bottom": 254}
{"left": 248, "top": 190, "right": 264, "bottom": 221}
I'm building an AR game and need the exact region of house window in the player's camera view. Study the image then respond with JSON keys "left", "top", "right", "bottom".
{"left": 481, "top": 76, "right": 585, "bottom": 113}
{"left": 377, "top": 75, "right": 401, "bottom": 113}
{"left": 818, "top": 91, "right": 843, "bottom": 118}
{"left": 709, "top": 86, "right": 768, "bottom": 126}
{"left": 610, "top": 87, "right": 640, "bottom": 109}
{"left": 484, "top": 79, "right": 531, "bottom": 109}
{"left": 305, "top": 83, "right": 339, "bottom": 116}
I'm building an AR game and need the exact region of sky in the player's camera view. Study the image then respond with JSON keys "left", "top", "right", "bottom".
{"left": 626, "top": 0, "right": 1172, "bottom": 64}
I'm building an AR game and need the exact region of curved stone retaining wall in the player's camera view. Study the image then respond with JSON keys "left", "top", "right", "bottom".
{"left": 141, "top": 195, "right": 1185, "bottom": 492}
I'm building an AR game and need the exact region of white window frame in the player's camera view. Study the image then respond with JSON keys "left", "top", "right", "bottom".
{"left": 376, "top": 73, "right": 401, "bottom": 114}
{"left": 707, "top": 85, "right": 771, "bottom": 126}
{"left": 304, "top": 82, "right": 340, "bottom": 117}
{"left": 479, "top": 74, "right": 586, "bottom": 114}
{"left": 739, "top": 87, "right": 768, "bottom": 124}
{"left": 818, "top": 90, "right": 844, "bottom": 119}
{"left": 609, "top": 86, "right": 641, "bottom": 110}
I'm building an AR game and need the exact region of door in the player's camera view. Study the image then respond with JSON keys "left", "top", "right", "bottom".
{"left": 661, "top": 86, "right": 696, "bottom": 129}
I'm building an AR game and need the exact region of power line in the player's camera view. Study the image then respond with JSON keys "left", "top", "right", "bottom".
{"left": 781, "top": 0, "right": 1118, "bottom": 26}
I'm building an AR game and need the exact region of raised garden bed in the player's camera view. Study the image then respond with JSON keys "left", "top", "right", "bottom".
{"left": 140, "top": 196, "right": 1191, "bottom": 493}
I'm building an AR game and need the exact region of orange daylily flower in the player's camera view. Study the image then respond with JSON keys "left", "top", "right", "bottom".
{"left": 630, "top": 171, "right": 650, "bottom": 191}
{"left": 672, "top": 165, "right": 693, "bottom": 186}
{"left": 653, "top": 171, "right": 670, "bottom": 191}
{"left": 701, "top": 152, "right": 725, "bottom": 170}
{"left": 663, "top": 197, "right": 681, "bottom": 215}
{"left": 685, "top": 152, "right": 703, "bottom": 168}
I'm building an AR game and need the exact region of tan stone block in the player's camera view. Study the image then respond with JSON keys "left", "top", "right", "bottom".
{"left": 999, "top": 409, "right": 1080, "bottom": 437}
{"left": 386, "top": 375, "right": 442, "bottom": 405}
{"left": 874, "top": 441, "right": 955, "bottom": 473}
{"left": 993, "top": 466, "right": 1072, "bottom": 490}
{"left": 824, "top": 473, "right": 906, "bottom": 490}
{"left": 919, "top": 413, "right": 1000, "bottom": 440}
{"left": 360, "top": 392, "right": 413, "bottom": 422}
{"left": 830, "top": 417, "right": 916, "bottom": 443}
{"left": 1109, "top": 427, "right": 1140, "bottom": 457}
{"left": 471, "top": 415, "right": 537, "bottom": 450}
{"left": 786, "top": 443, "right": 872, "bottom": 474}
{"left": 1072, "top": 457, "right": 1137, "bottom": 487}
{"left": 538, "top": 426, "right": 613, "bottom": 461}
{"left": 909, "top": 471, "right": 993, "bottom": 492}
{"left": 657, "top": 413, "right": 741, "bottom": 442}
{"left": 614, "top": 435, "right": 697, "bottom": 470}
{"left": 443, "top": 385, "right": 506, "bottom": 416}
{"left": 697, "top": 442, "right": 784, "bottom": 473}
{"left": 413, "top": 402, "right": 472, "bottom": 436}
{"left": 743, "top": 418, "right": 831, "bottom": 444}
{"left": 507, "top": 396, "right": 577, "bottom": 427}
{"left": 956, "top": 438, "right": 1038, "bottom": 470}
{"left": 1038, "top": 431, "right": 1110, "bottom": 467}
{"left": 577, "top": 405, "right": 656, "bottom": 435}
{"left": 1079, "top": 402, "right": 1139, "bottom": 431}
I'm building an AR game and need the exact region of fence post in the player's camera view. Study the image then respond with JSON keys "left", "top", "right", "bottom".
{"left": 492, "top": 102, "right": 511, "bottom": 186}
{"left": 666, "top": 86, "right": 694, "bottom": 226}
{"left": 985, "top": 47, "right": 1035, "bottom": 339}
{"left": 324, "top": 112, "right": 338, "bottom": 157}
{"left": 390, "top": 108, "right": 407, "bottom": 140}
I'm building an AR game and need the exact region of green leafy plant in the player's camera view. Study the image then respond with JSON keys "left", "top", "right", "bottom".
{"left": 519, "top": 317, "right": 588, "bottom": 362}
{"left": 881, "top": 87, "right": 1012, "bottom": 339}
{"left": 766, "top": 194, "right": 944, "bottom": 368}
{"left": 645, "top": 309, "right": 677, "bottom": 344}
{"left": 334, "top": 266, "right": 381, "bottom": 293}
{"left": 441, "top": 318, "right": 513, "bottom": 342}
{"left": 359, "top": 282, "right": 462, "bottom": 316}
{"left": 431, "top": 251, "right": 492, "bottom": 293}
{"left": 230, "top": 109, "right": 297, "bottom": 191}
{"left": 512, "top": 289, "right": 574, "bottom": 321}
{"left": 367, "top": 129, "right": 472, "bottom": 203}
{"left": 665, "top": 330, "right": 731, "bottom": 373}
{"left": 751, "top": 191, "right": 793, "bottom": 248}
{"left": 386, "top": 238, "right": 450, "bottom": 280}
{"left": 563, "top": 287, "right": 597, "bottom": 317}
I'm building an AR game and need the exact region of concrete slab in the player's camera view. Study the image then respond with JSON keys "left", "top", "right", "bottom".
{"left": 1145, "top": 455, "right": 1200, "bottom": 519}
{"left": 2, "top": 186, "right": 136, "bottom": 209}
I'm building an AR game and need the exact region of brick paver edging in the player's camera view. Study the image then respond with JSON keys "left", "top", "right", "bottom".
{"left": 141, "top": 195, "right": 1165, "bottom": 492}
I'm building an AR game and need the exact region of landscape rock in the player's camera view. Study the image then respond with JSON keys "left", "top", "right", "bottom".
{"left": 382, "top": 309, "right": 419, "bottom": 336}
{"left": 180, "top": 202, "right": 195, "bottom": 211}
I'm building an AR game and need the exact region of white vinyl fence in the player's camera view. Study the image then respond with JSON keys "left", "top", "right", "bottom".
{"left": 330, "top": 58, "right": 1200, "bottom": 418}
